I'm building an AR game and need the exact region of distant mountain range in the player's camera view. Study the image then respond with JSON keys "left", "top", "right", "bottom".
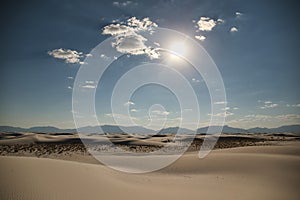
{"left": 0, "top": 124, "right": 300, "bottom": 134}
{"left": 197, "top": 125, "right": 248, "bottom": 134}
{"left": 0, "top": 125, "right": 155, "bottom": 134}
{"left": 158, "top": 127, "right": 195, "bottom": 134}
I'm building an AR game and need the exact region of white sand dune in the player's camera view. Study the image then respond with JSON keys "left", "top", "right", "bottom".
{"left": 1, "top": 142, "right": 299, "bottom": 200}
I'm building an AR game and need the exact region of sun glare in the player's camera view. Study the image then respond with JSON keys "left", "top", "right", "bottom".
{"left": 169, "top": 42, "right": 187, "bottom": 60}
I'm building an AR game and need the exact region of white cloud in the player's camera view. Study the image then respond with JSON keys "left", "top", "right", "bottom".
{"left": 192, "top": 78, "right": 201, "bottom": 83}
{"left": 127, "top": 17, "right": 157, "bottom": 31}
{"left": 102, "top": 17, "right": 159, "bottom": 59}
{"left": 102, "top": 24, "right": 133, "bottom": 35}
{"left": 151, "top": 110, "right": 170, "bottom": 116}
{"left": 85, "top": 80, "right": 95, "bottom": 84}
{"left": 235, "top": 12, "right": 243, "bottom": 18}
{"left": 48, "top": 48, "right": 84, "bottom": 64}
{"left": 113, "top": 1, "right": 133, "bottom": 7}
{"left": 208, "top": 111, "right": 233, "bottom": 118}
{"left": 217, "top": 18, "right": 225, "bottom": 24}
{"left": 100, "top": 54, "right": 110, "bottom": 60}
{"left": 214, "top": 101, "right": 227, "bottom": 105}
{"left": 262, "top": 104, "right": 278, "bottom": 109}
{"left": 287, "top": 104, "right": 300, "bottom": 108}
{"left": 230, "top": 27, "right": 238, "bottom": 33}
{"left": 105, "top": 113, "right": 137, "bottom": 121}
{"left": 81, "top": 84, "right": 97, "bottom": 89}
{"left": 195, "top": 35, "right": 206, "bottom": 41}
{"left": 221, "top": 107, "right": 231, "bottom": 111}
{"left": 196, "top": 17, "right": 223, "bottom": 32}
{"left": 113, "top": 34, "right": 148, "bottom": 55}
{"left": 260, "top": 101, "right": 278, "bottom": 109}
{"left": 124, "top": 101, "right": 135, "bottom": 106}
{"left": 227, "top": 114, "right": 300, "bottom": 128}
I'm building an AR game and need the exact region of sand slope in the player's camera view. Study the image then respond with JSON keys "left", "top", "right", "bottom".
{"left": 1, "top": 143, "right": 299, "bottom": 200}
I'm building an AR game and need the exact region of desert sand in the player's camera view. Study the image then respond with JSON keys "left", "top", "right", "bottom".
{"left": 0, "top": 132, "right": 299, "bottom": 200}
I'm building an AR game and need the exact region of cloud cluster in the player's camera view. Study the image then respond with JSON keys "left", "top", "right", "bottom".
{"left": 194, "top": 35, "right": 206, "bottom": 41}
{"left": 194, "top": 11, "right": 244, "bottom": 41}
{"left": 228, "top": 114, "right": 300, "bottom": 128}
{"left": 209, "top": 104, "right": 238, "bottom": 118}
{"left": 80, "top": 80, "right": 97, "bottom": 89}
{"left": 102, "top": 17, "right": 159, "bottom": 59}
{"left": 196, "top": 17, "right": 223, "bottom": 32}
{"left": 208, "top": 111, "right": 233, "bottom": 118}
{"left": 287, "top": 104, "right": 300, "bottom": 108}
{"left": 102, "top": 24, "right": 132, "bottom": 35}
{"left": 48, "top": 48, "right": 85, "bottom": 64}
{"left": 260, "top": 101, "right": 278, "bottom": 109}
{"left": 105, "top": 113, "right": 137, "bottom": 121}
{"left": 193, "top": 17, "right": 224, "bottom": 41}
{"left": 191, "top": 78, "right": 202, "bottom": 83}
{"left": 112, "top": 1, "right": 133, "bottom": 7}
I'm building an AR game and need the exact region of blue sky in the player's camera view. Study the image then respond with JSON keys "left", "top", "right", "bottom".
{"left": 0, "top": 0, "right": 299, "bottom": 129}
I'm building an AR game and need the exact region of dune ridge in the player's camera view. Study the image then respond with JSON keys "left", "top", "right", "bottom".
{"left": 1, "top": 142, "right": 300, "bottom": 200}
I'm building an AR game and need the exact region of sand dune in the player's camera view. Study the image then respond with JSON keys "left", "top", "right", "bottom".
{"left": 1, "top": 142, "right": 299, "bottom": 200}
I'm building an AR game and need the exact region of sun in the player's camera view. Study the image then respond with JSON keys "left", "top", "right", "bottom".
{"left": 169, "top": 42, "right": 187, "bottom": 60}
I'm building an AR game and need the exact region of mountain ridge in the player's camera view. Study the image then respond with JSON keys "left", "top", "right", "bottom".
{"left": 0, "top": 124, "right": 300, "bottom": 134}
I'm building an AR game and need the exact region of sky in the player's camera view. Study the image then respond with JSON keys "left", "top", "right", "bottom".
{"left": 0, "top": 0, "right": 300, "bottom": 129}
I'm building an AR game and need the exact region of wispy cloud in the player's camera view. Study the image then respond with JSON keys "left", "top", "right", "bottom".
{"left": 85, "top": 80, "right": 95, "bottom": 84}
{"left": 151, "top": 110, "right": 170, "bottom": 116}
{"left": 48, "top": 48, "right": 85, "bottom": 64}
{"left": 221, "top": 107, "right": 231, "bottom": 111}
{"left": 208, "top": 111, "right": 234, "bottom": 118}
{"left": 105, "top": 113, "right": 137, "bottom": 121}
{"left": 124, "top": 101, "right": 135, "bottom": 106}
{"left": 191, "top": 78, "right": 202, "bottom": 83}
{"left": 112, "top": 1, "right": 134, "bottom": 7}
{"left": 214, "top": 101, "right": 227, "bottom": 105}
{"left": 287, "top": 104, "right": 300, "bottom": 108}
{"left": 81, "top": 85, "right": 97, "bottom": 89}
{"left": 228, "top": 114, "right": 300, "bottom": 128}
{"left": 260, "top": 101, "right": 278, "bottom": 109}
{"left": 100, "top": 54, "right": 110, "bottom": 60}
